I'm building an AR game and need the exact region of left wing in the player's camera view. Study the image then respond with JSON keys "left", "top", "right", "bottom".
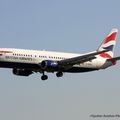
{"left": 58, "top": 49, "right": 109, "bottom": 66}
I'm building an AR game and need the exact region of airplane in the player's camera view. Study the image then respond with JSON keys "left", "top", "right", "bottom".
{"left": 0, "top": 28, "right": 120, "bottom": 80}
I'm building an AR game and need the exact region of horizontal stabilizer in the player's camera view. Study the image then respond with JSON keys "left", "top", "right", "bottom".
{"left": 107, "top": 56, "right": 120, "bottom": 62}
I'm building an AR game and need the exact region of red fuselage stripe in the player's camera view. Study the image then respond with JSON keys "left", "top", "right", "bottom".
{"left": 0, "top": 51, "right": 13, "bottom": 53}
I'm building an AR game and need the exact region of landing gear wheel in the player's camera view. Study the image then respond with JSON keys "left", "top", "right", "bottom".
{"left": 41, "top": 75, "right": 48, "bottom": 80}
{"left": 56, "top": 72, "right": 63, "bottom": 77}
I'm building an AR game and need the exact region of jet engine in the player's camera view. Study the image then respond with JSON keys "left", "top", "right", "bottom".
{"left": 41, "top": 60, "right": 59, "bottom": 70}
{"left": 13, "top": 69, "right": 32, "bottom": 76}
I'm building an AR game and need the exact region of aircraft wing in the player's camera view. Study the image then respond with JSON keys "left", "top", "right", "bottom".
{"left": 58, "top": 49, "right": 109, "bottom": 66}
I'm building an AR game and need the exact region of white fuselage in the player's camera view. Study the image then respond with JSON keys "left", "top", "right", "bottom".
{"left": 0, "top": 48, "right": 113, "bottom": 72}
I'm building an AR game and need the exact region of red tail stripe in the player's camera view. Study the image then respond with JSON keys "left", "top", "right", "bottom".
{"left": 104, "top": 32, "right": 117, "bottom": 44}
{"left": 100, "top": 53, "right": 112, "bottom": 58}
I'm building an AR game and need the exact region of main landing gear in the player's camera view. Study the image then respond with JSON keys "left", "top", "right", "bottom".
{"left": 41, "top": 71, "right": 48, "bottom": 80}
{"left": 41, "top": 71, "right": 63, "bottom": 80}
{"left": 56, "top": 72, "right": 63, "bottom": 77}
{"left": 41, "top": 75, "right": 48, "bottom": 80}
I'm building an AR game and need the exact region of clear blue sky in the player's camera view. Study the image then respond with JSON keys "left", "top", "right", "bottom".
{"left": 0, "top": 0, "right": 120, "bottom": 120}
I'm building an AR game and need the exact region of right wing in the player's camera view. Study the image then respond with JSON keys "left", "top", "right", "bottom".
{"left": 58, "top": 49, "right": 109, "bottom": 66}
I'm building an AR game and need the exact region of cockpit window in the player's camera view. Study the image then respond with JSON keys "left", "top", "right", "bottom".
{"left": 0, "top": 54, "right": 3, "bottom": 56}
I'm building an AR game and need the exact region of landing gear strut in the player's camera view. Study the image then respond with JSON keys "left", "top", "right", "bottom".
{"left": 41, "top": 71, "right": 48, "bottom": 80}
{"left": 56, "top": 72, "right": 63, "bottom": 77}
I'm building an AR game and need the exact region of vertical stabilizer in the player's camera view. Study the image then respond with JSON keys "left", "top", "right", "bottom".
{"left": 98, "top": 28, "right": 118, "bottom": 58}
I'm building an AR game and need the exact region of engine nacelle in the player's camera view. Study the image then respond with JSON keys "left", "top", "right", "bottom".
{"left": 13, "top": 69, "right": 32, "bottom": 76}
{"left": 41, "top": 60, "right": 59, "bottom": 70}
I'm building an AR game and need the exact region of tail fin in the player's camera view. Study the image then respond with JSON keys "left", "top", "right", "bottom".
{"left": 98, "top": 28, "right": 118, "bottom": 58}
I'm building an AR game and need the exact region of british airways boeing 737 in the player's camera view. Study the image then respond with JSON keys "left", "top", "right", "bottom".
{"left": 0, "top": 28, "right": 120, "bottom": 80}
